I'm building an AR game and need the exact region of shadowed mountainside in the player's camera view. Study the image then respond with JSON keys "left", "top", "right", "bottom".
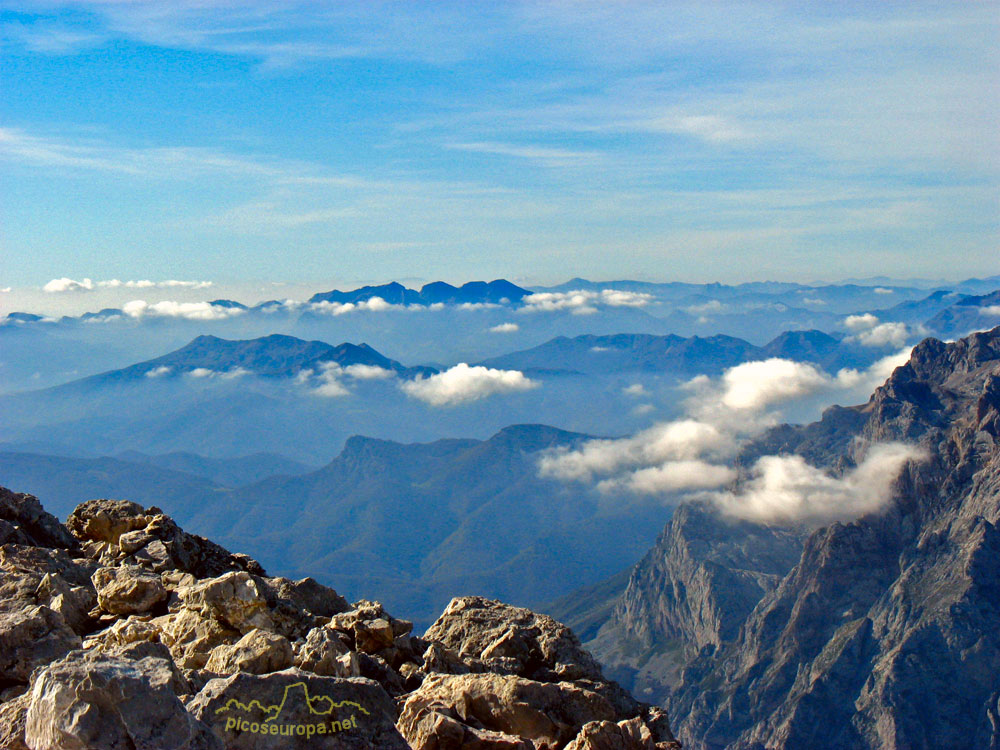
{"left": 555, "top": 327, "right": 1000, "bottom": 749}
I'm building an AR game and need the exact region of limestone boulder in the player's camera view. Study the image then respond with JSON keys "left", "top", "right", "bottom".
{"left": 397, "top": 672, "right": 618, "bottom": 749}
{"left": 259, "top": 576, "right": 350, "bottom": 620}
{"left": 424, "top": 597, "right": 604, "bottom": 683}
{"left": 0, "top": 488, "right": 77, "bottom": 549}
{"left": 0, "top": 606, "right": 80, "bottom": 683}
{"left": 24, "top": 650, "right": 221, "bottom": 750}
{"left": 0, "top": 546, "right": 95, "bottom": 615}
{"left": 205, "top": 628, "right": 293, "bottom": 675}
{"left": 328, "top": 600, "right": 413, "bottom": 652}
{"left": 563, "top": 716, "right": 685, "bottom": 750}
{"left": 67, "top": 500, "right": 265, "bottom": 579}
{"left": 401, "top": 706, "right": 533, "bottom": 750}
{"left": 0, "top": 692, "right": 30, "bottom": 750}
{"left": 177, "top": 571, "right": 273, "bottom": 633}
{"left": 294, "top": 626, "right": 356, "bottom": 677}
{"left": 153, "top": 608, "right": 240, "bottom": 670}
{"left": 35, "top": 572, "right": 96, "bottom": 633}
{"left": 187, "top": 668, "right": 409, "bottom": 749}
{"left": 66, "top": 499, "right": 148, "bottom": 546}
{"left": 93, "top": 565, "right": 168, "bottom": 615}
{"left": 84, "top": 614, "right": 164, "bottom": 652}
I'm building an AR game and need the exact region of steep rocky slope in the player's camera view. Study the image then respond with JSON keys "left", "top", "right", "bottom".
{"left": 586, "top": 327, "right": 1000, "bottom": 749}
{"left": 0, "top": 486, "right": 678, "bottom": 749}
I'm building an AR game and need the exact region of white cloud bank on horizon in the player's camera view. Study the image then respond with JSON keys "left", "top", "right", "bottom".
{"left": 540, "top": 349, "right": 917, "bottom": 523}
{"left": 43, "top": 277, "right": 213, "bottom": 293}
{"left": 520, "top": 289, "right": 653, "bottom": 314}
{"left": 401, "top": 363, "right": 538, "bottom": 406}
{"left": 122, "top": 300, "right": 245, "bottom": 321}
{"left": 309, "top": 297, "right": 396, "bottom": 316}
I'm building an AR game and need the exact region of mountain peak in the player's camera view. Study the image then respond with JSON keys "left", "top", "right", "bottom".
{"left": 309, "top": 279, "right": 530, "bottom": 307}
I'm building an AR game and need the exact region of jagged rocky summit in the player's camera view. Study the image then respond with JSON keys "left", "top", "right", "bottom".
{"left": 0, "top": 488, "right": 678, "bottom": 749}
{"left": 586, "top": 327, "right": 1000, "bottom": 749}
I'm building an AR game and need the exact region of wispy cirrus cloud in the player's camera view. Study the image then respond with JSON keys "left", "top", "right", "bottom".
{"left": 43, "top": 277, "right": 213, "bottom": 293}
{"left": 3, "top": 1, "right": 997, "bottom": 287}
{"left": 0, "top": 127, "right": 311, "bottom": 180}
{"left": 446, "top": 141, "right": 601, "bottom": 166}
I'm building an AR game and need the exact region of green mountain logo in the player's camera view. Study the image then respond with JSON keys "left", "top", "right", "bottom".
{"left": 215, "top": 681, "right": 371, "bottom": 723}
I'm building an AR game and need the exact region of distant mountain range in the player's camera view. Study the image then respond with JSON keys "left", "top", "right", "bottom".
{"left": 0, "top": 424, "right": 671, "bottom": 628}
{"left": 114, "top": 450, "right": 316, "bottom": 486}
{"left": 478, "top": 329, "right": 878, "bottom": 376}
{"left": 0, "top": 326, "right": 928, "bottom": 463}
{"left": 308, "top": 279, "right": 531, "bottom": 306}
{"left": 41, "top": 333, "right": 435, "bottom": 389}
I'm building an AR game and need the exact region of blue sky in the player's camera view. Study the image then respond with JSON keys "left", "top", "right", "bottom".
{"left": 1, "top": 1, "right": 998, "bottom": 299}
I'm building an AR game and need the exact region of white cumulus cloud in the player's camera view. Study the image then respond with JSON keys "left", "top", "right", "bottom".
{"left": 144, "top": 365, "right": 171, "bottom": 378}
{"left": 490, "top": 322, "right": 519, "bottom": 333}
{"left": 521, "top": 289, "right": 653, "bottom": 314}
{"left": 309, "top": 296, "right": 399, "bottom": 315}
{"left": 718, "top": 358, "right": 831, "bottom": 411}
{"left": 400, "top": 363, "right": 537, "bottom": 406}
{"left": 307, "top": 362, "right": 351, "bottom": 397}
{"left": 844, "top": 314, "right": 914, "bottom": 348}
{"left": 539, "top": 419, "right": 737, "bottom": 482}
{"left": 43, "top": 277, "right": 95, "bottom": 293}
{"left": 710, "top": 443, "right": 925, "bottom": 524}
{"left": 844, "top": 313, "right": 880, "bottom": 331}
{"left": 541, "top": 349, "right": 917, "bottom": 518}
{"left": 122, "top": 300, "right": 245, "bottom": 321}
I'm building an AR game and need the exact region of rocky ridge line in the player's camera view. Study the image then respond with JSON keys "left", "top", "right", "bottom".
{"left": 0, "top": 487, "right": 678, "bottom": 749}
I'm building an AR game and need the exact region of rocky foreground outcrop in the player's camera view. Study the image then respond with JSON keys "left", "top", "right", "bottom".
{"left": 588, "top": 328, "right": 1000, "bottom": 749}
{"left": 0, "top": 487, "right": 678, "bottom": 749}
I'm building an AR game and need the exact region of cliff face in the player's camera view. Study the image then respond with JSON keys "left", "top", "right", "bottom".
{"left": 591, "top": 327, "right": 1000, "bottom": 750}
{"left": 0, "top": 489, "right": 678, "bottom": 749}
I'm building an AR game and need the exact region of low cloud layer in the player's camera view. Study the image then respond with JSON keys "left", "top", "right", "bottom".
{"left": 711, "top": 443, "right": 925, "bottom": 524}
{"left": 540, "top": 419, "right": 737, "bottom": 483}
{"left": 844, "top": 313, "right": 917, "bottom": 348}
{"left": 541, "top": 351, "right": 917, "bottom": 524}
{"left": 717, "top": 358, "right": 830, "bottom": 411}
{"left": 298, "top": 361, "right": 396, "bottom": 397}
{"left": 309, "top": 297, "right": 396, "bottom": 316}
{"left": 43, "top": 277, "right": 212, "bottom": 293}
{"left": 490, "top": 322, "right": 519, "bottom": 333}
{"left": 401, "top": 363, "right": 537, "bottom": 406}
{"left": 122, "top": 300, "right": 246, "bottom": 321}
{"left": 521, "top": 289, "right": 653, "bottom": 314}
{"left": 186, "top": 367, "right": 249, "bottom": 380}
